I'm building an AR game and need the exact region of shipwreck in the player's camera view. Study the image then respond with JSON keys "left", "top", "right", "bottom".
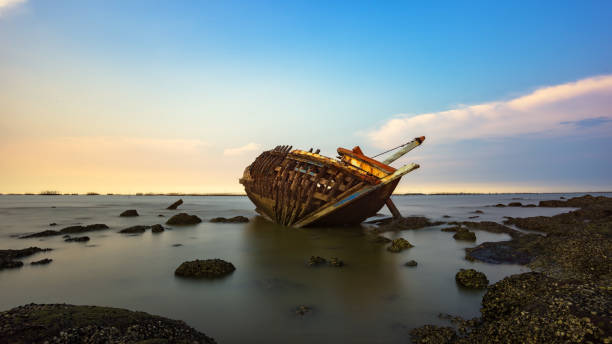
{"left": 239, "top": 137, "right": 425, "bottom": 227}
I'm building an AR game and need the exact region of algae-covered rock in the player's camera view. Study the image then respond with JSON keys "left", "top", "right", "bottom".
{"left": 119, "top": 225, "right": 149, "bottom": 234}
{"left": 64, "top": 236, "right": 90, "bottom": 242}
{"left": 455, "top": 269, "right": 489, "bottom": 289}
{"left": 0, "top": 303, "right": 216, "bottom": 343}
{"left": 295, "top": 305, "right": 312, "bottom": 316}
{"left": 329, "top": 257, "right": 344, "bottom": 267}
{"left": 31, "top": 258, "right": 52, "bottom": 265}
{"left": 409, "top": 325, "right": 456, "bottom": 344}
{"left": 453, "top": 228, "right": 476, "bottom": 241}
{"left": 166, "top": 213, "right": 202, "bottom": 225}
{"left": 210, "top": 216, "right": 249, "bottom": 223}
{"left": 405, "top": 260, "right": 418, "bottom": 267}
{"left": 308, "top": 256, "right": 327, "bottom": 266}
{"left": 387, "top": 238, "right": 414, "bottom": 252}
{"left": 151, "top": 224, "right": 165, "bottom": 233}
{"left": 175, "top": 259, "right": 235, "bottom": 278}
{"left": 119, "top": 209, "right": 139, "bottom": 217}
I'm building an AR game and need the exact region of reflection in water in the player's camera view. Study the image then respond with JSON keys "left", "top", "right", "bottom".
{"left": 0, "top": 194, "right": 605, "bottom": 343}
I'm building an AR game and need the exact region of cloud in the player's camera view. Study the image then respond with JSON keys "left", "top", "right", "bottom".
{"left": 367, "top": 75, "right": 612, "bottom": 148}
{"left": 0, "top": 0, "right": 26, "bottom": 14}
{"left": 223, "top": 142, "right": 262, "bottom": 156}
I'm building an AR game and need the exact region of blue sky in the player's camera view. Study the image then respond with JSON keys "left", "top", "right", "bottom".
{"left": 1, "top": 0, "right": 611, "bottom": 193}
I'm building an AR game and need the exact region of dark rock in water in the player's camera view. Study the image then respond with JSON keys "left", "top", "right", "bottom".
{"left": 210, "top": 216, "right": 249, "bottom": 223}
{"left": 465, "top": 235, "right": 539, "bottom": 265}
{"left": 65, "top": 236, "right": 90, "bottom": 242}
{"left": 119, "top": 209, "right": 139, "bottom": 217}
{"left": 328, "top": 257, "right": 344, "bottom": 267}
{"left": 119, "top": 225, "right": 149, "bottom": 234}
{"left": 405, "top": 260, "right": 418, "bottom": 267}
{"left": 460, "top": 221, "right": 521, "bottom": 238}
{"left": 172, "top": 244, "right": 183, "bottom": 247}
{"left": 560, "top": 196, "right": 566, "bottom": 199}
{"left": 494, "top": 203, "right": 506, "bottom": 207}
{"left": 387, "top": 238, "right": 414, "bottom": 252}
{"left": 308, "top": 256, "right": 327, "bottom": 266}
{"left": 175, "top": 259, "right": 235, "bottom": 278}
{"left": 59, "top": 224, "right": 109, "bottom": 234}
{"left": 453, "top": 228, "right": 476, "bottom": 241}
{"left": 473, "top": 210, "right": 484, "bottom": 214}
{"left": 371, "top": 216, "right": 443, "bottom": 232}
{"left": 0, "top": 247, "right": 52, "bottom": 270}
{"left": 0, "top": 260, "right": 24, "bottom": 269}
{"left": 294, "top": 305, "right": 312, "bottom": 316}
{"left": 442, "top": 215, "right": 451, "bottom": 218}
{"left": 441, "top": 226, "right": 461, "bottom": 232}
{"left": 166, "top": 213, "right": 202, "bottom": 225}
{"left": 151, "top": 224, "right": 165, "bottom": 233}
{"left": 0, "top": 303, "right": 216, "bottom": 344}
{"left": 455, "top": 269, "right": 489, "bottom": 289}
{"left": 508, "top": 202, "right": 523, "bottom": 207}
{"left": 31, "top": 258, "right": 52, "bottom": 265}
{"left": 158, "top": 214, "right": 165, "bottom": 217}
{"left": 410, "top": 325, "right": 456, "bottom": 344}
{"left": 166, "top": 198, "right": 183, "bottom": 210}
{"left": 468, "top": 215, "right": 479, "bottom": 219}
{"left": 20, "top": 230, "right": 60, "bottom": 238}
{"left": 49, "top": 223, "right": 57, "bottom": 226}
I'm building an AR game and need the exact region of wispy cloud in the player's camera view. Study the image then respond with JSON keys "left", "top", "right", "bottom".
{"left": 223, "top": 142, "right": 261, "bottom": 156}
{"left": 0, "top": 0, "right": 26, "bottom": 15}
{"left": 367, "top": 75, "right": 612, "bottom": 148}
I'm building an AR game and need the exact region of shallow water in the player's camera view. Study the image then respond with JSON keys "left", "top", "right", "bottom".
{"left": 0, "top": 193, "right": 608, "bottom": 343}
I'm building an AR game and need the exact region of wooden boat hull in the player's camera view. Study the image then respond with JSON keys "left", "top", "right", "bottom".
{"left": 239, "top": 144, "right": 420, "bottom": 227}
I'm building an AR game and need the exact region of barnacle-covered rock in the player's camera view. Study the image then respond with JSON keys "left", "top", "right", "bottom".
{"left": 387, "top": 238, "right": 414, "bottom": 252}
{"left": 455, "top": 269, "right": 489, "bottom": 289}
{"left": 175, "top": 259, "right": 235, "bottom": 278}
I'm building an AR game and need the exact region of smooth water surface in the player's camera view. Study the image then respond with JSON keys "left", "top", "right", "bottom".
{"left": 1, "top": 193, "right": 606, "bottom": 343}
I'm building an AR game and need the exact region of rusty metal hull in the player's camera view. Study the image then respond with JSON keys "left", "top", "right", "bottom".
{"left": 239, "top": 144, "right": 420, "bottom": 227}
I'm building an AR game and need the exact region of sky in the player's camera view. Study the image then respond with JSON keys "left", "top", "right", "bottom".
{"left": 1, "top": 0, "right": 611, "bottom": 194}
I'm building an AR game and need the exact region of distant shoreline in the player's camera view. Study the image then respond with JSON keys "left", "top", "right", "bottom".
{"left": 1, "top": 191, "right": 611, "bottom": 196}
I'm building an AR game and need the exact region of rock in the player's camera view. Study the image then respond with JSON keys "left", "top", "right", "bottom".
{"left": 119, "top": 209, "right": 139, "bottom": 217}
{"left": 508, "top": 202, "right": 523, "bottom": 207}
{"left": 308, "top": 256, "right": 327, "bottom": 266}
{"left": 64, "top": 236, "right": 90, "bottom": 242}
{"left": 175, "top": 259, "right": 235, "bottom": 278}
{"left": 328, "top": 257, "right": 344, "bottom": 267}
{"left": 0, "top": 303, "right": 216, "bottom": 343}
{"left": 49, "top": 223, "right": 57, "bottom": 226}
{"left": 523, "top": 203, "right": 537, "bottom": 207}
{"left": 210, "top": 216, "right": 249, "bottom": 223}
{"left": 119, "top": 225, "right": 149, "bottom": 234}
{"left": 494, "top": 203, "right": 506, "bottom": 207}
{"left": 59, "top": 224, "right": 109, "bottom": 234}
{"left": 31, "top": 258, "right": 52, "bottom": 265}
{"left": 166, "top": 198, "right": 183, "bottom": 210}
{"left": 460, "top": 221, "right": 521, "bottom": 238}
{"left": 410, "top": 325, "right": 456, "bottom": 344}
{"left": 468, "top": 215, "right": 480, "bottom": 219}
{"left": 442, "top": 215, "right": 451, "bottom": 218}
{"left": 158, "top": 214, "right": 165, "bottom": 217}
{"left": 151, "top": 224, "right": 164, "bottom": 233}
{"left": 0, "top": 247, "right": 52, "bottom": 270}
{"left": 455, "top": 268, "right": 489, "bottom": 288}
{"left": 405, "top": 260, "right": 418, "bottom": 267}
{"left": 387, "top": 238, "right": 414, "bottom": 252}
{"left": 172, "top": 244, "right": 183, "bottom": 247}
{"left": 473, "top": 210, "right": 484, "bottom": 214}
{"left": 370, "top": 216, "right": 443, "bottom": 232}
{"left": 453, "top": 228, "right": 476, "bottom": 241}
{"left": 20, "top": 230, "right": 60, "bottom": 238}
{"left": 294, "top": 305, "right": 312, "bottom": 316}
{"left": 441, "top": 226, "right": 461, "bottom": 232}
{"left": 166, "top": 213, "right": 202, "bottom": 225}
